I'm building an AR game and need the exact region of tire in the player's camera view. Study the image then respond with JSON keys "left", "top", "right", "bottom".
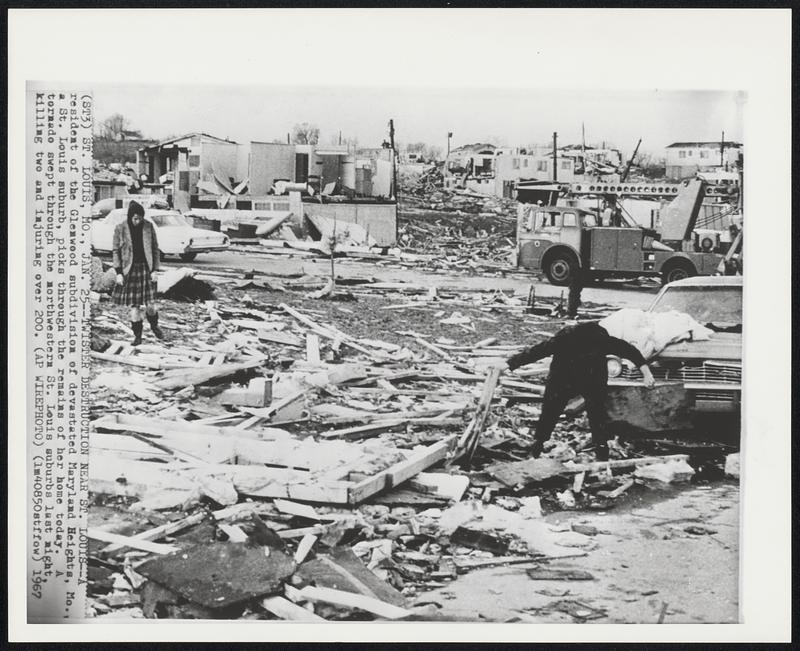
{"left": 544, "top": 254, "right": 576, "bottom": 286}
{"left": 661, "top": 261, "right": 695, "bottom": 285}
{"left": 179, "top": 252, "right": 197, "bottom": 262}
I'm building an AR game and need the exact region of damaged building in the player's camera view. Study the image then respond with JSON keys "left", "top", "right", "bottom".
{"left": 443, "top": 143, "right": 623, "bottom": 198}
{"left": 137, "top": 133, "right": 398, "bottom": 246}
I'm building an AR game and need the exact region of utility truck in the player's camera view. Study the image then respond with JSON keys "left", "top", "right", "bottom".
{"left": 515, "top": 179, "right": 727, "bottom": 286}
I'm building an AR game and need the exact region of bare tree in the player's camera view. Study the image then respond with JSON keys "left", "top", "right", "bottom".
{"left": 98, "top": 113, "right": 130, "bottom": 140}
{"left": 292, "top": 122, "right": 320, "bottom": 145}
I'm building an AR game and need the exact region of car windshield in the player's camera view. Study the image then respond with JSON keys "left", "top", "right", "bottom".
{"left": 649, "top": 286, "right": 742, "bottom": 326}
{"left": 149, "top": 213, "right": 189, "bottom": 227}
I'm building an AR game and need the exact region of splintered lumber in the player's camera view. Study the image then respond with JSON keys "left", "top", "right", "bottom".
{"left": 318, "top": 420, "right": 405, "bottom": 441}
{"left": 100, "top": 502, "right": 259, "bottom": 553}
{"left": 599, "top": 478, "right": 636, "bottom": 499}
{"left": 306, "top": 333, "right": 321, "bottom": 365}
{"left": 407, "top": 334, "right": 452, "bottom": 361}
{"left": 293, "top": 534, "right": 318, "bottom": 564}
{"left": 526, "top": 567, "right": 595, "bottom": 581}
{"left": 297, "top": 547, "right": 406, "bottom": 607}
{"left": 409, "top": 472, "right": 470, "bottom": 501}
{"left": 452, "top": 556, "right": 541, "bottom": 572}
{"left": 153, "top": 358, "right": 264, "bottom": 391}
{"left": 565, "top": 454, "right": 690, "bottom": 475}
{"left": 273, "top": 499, "right": 339, "bottom": 522}
{"left": 348, "top": 436, "right": 456, "bottom": 504}
{"left": 90, "top": 351, "right": 164, "bottom": 369}
{"left": 219, "top": 523, "right": 249, "bottom": 542}
{"left": 279, "top": 303, "right": 379, "bottom": 359}
{"left": 220, "top": 377, "right": 272, "bottom": 408}
{"left": 455, "top": 367, "right": 501, "bottom": 464}
{"left": 257, "top": 330, "right": 303, "bottom": 347}
{"left": 261, "top": 596, "right": 325, "bottom": 621}
{"left": 87, "top": 528, "right": 180, "bottom": 555}
{"left": 296, "top": 585, "right": 412, "bottom": 620}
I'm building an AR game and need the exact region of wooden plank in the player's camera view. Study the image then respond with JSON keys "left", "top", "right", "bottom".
{"left": 297, "top": 548, "right": 406, "bottom": 607}
{"left": 261, "top": 596, "right": 325, "bottom": 621}
{"left": 306, "top": 333, "right": 321, "bottom": 365}
{"left": 279, "top": 303, "right": 380, "bottom": 359}
{"left": 296, "top": 585, "right": 411, "bottom": 620}
{"left": 92, "top": 412, "right": 288, "bottom": 442}
{"left": 565, "top": 454, "right": 690, "bottom": 475}
{"left": 153, "top": 358, "right": 264, "bottom": 391}
{"left": 348, "top": 436, "right": 455, "bottom": 504}
{"left": 100, "top": 503, "right": 260, "bottom": 553}
{"left": 317, "top": 420, "right": 405, "bottom": 441}
{"left": 409, "top": 472, "right": 469, "bottom": 501}
{"left": 293, "top": 534, "right": 318, "bottom": 564}
{"left": 406, "top": 334, "right": 452, "bottom": 361}
{"left": 257, "top": 330, "right": 303, "bottom": 347}
{"left": 457, "top": 367, "right": 501, "bottom": 464}
{"left": 218, "top": 523, "right": 249, "bottom": 542}
{"left": 90, "top": 351, "right": 163, "bottom": 369}
{"left": 87, "top": 528, "right": 179, "bottom": 554}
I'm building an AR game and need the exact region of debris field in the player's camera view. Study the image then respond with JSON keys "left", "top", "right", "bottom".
{"left": 86, "top": 254, "right": 737, "bottom": 622}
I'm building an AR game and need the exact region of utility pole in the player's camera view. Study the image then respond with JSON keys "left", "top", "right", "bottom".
{"left": 389, "top": 118, "right": 397, "bottom": 200}
{"left": 581, "top": 122, "right": 586, "bottom": 175}
{"left": 552, "top": 131, "right": 558, "bottom": 182}
{"left": 720, "top": 130, "right": 725, "bottom": 169}
{"left": 389, "top": 119, "right": 398, "bottom": 244}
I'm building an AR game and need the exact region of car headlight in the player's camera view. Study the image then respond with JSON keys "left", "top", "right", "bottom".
{"left": 606, "top": 355, "right": 623, "bottom": 378}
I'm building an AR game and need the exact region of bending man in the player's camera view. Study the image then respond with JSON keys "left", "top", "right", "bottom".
{"left": 496, "top": 321, "right": 655, "bottom": 461}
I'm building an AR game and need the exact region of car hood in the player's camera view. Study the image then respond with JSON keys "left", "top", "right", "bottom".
{"left": 655, "top": 332, "right": 741, "bottom": 361}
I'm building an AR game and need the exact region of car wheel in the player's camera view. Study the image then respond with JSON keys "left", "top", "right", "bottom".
{"left": 545, "top": 255, "right": 575, "bottom": 286}
{"left": 179, "top": 252, "right": 197, "bottom": 262}
{"left": 661, "top": 262, "right": 695, "bottom": 285}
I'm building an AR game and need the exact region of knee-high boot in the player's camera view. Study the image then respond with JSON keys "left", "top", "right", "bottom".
{"left": 146, "top": 311, "right": 164, "bottom": 339}
{"left": 131, "top": 321, "right": 143, "bottom": 346}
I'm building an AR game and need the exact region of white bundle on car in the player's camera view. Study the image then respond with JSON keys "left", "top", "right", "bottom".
{"left": 600, "top": 308, "right": 713, "bottom": 360}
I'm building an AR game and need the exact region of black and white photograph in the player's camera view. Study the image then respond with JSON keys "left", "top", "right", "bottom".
{"left": 8, "top": 8, "right": 791, "bottom": 644}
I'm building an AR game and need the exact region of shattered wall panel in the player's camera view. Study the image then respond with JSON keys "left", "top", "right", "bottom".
{"left": 250, "top": 143, "right": 296, "bottom": 195}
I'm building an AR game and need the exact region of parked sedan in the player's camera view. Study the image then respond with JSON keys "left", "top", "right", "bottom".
{"left": 91, "top": 209, "right": 230, "bottom": 261}
{"left": 608, "top": 275, "right": 742, "bottom": 414}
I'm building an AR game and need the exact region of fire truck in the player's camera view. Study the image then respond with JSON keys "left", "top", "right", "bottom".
{"left": 515, "top": 179, "right": 732, "bottom": 286}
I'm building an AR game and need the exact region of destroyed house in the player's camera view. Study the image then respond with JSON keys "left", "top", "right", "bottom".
{"left": 665, "top": 141, "right": 743, "bottom": 180}
{"left": 445, "top": 144, "right": 579, "bottom": 198}
{"left": 138, "top": 133, "right": 398, "bottom": 246}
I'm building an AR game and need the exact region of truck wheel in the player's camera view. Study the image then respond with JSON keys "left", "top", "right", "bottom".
{"left": 545, "top": 255, "right": 575, "bottom": 286}
{"left": 179, "top": 252, "right": 197, "bottom": 262}
{"left": 661, "top": 262, "right": 695, "bottom": 285}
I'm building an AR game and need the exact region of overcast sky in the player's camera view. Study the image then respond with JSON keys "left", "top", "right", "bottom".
{"left": 92, "top": 85, "right": 744, "bottom": 158}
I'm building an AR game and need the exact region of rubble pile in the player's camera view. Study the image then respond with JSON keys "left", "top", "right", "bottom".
{"left": 85, "top": 268, "right": 723, "bottom": 622}
{"left": 396, "top": 164, "right": 519, "bottom": 269}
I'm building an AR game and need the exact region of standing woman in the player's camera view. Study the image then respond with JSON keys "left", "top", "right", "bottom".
{"left": 111, "top": 200, "right": 164, "bottom": 345}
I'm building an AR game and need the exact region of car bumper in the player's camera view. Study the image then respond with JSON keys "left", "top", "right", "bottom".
{"left": 183, "top": 245, "right": 229, "bottom": 253}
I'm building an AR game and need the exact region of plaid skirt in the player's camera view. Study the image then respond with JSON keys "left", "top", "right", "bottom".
{"left": 111, "top": 262, "right": 157, "bottom": 306}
